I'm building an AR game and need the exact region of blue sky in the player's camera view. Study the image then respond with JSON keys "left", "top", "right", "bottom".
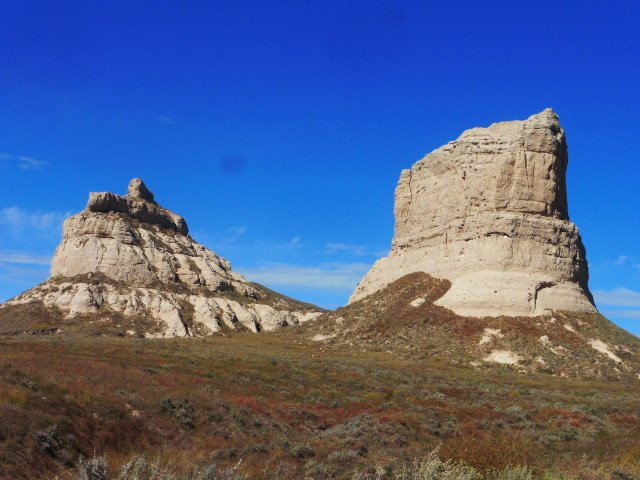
{"left": 1, "top": 1, "right": 639, "bottom": 333}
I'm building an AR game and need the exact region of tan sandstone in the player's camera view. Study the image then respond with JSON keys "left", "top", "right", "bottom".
{"left": 2, "top": 179, "right": 321, "bottom": 336}
{"left": 350, "top": 109, "right": 597, "bottom": 317}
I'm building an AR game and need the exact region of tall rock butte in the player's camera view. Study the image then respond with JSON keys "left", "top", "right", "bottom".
{"left": 351, "top": 109, "right": 597, "bottom": 317}
{"left": 0, "top": 179, "right": 321, "bottom": 336}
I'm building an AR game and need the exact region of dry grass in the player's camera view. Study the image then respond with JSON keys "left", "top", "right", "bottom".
{"left": 0, "top": 330, "right": 639, "bottom": 479}
{"left": 298, "top": 273, "right": 640, "bottom": 381}
{"left": 1, "top": 272, "right": 639, "bottom": 478}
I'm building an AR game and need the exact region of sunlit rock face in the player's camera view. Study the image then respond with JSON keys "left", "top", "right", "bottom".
{"left": 51, "top": 178, "right": 232, "bottom": 291}
{"left": 2, "top": 178, "right": 321, "bottom": 336}
{"left": 351, "top": 109, "right": 596, "bottom": 317}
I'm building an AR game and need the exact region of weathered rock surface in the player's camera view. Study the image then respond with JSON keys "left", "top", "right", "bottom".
{"left": 86, "top": 179, "right": 188, "bottom": 234}
{"left": 127, "top": 177, "right": 155, "bottom": 202}
{"left": 351, "top": 109, "right": 597, "bottom": 317}
{"left": 1, "top": 179, "right": 322, "bottom": 336}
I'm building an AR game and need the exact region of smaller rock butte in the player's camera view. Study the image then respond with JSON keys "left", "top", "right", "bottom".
{"left": 1, "top": 179, "right": 321, "bottom": 337}
{"left": 351, "top": 109, "right": 597, "bottom": 318}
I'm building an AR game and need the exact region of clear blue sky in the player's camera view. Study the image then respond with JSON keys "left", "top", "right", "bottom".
{"left": 1, "top": 1, "right": 639, "bottom": 333}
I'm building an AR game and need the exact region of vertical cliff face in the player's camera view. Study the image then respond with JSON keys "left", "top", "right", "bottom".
{"left": 351, "top": 109, "right": 596, "bottom": 317}
{"left": 1, "top": 179, "right": 322, "bottom": 336}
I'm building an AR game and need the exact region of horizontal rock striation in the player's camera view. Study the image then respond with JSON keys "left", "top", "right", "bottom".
{"left": 51, "top": 210, "right": 232, "bottom": 290}
{"left": 351, "top": 109, "right": 597, "bottom": 317}
{"left": 2, "top": 178, "right": 322, "bottom": 336}
{"left": 87, "top": 190, "right": 188, "bottom": 234}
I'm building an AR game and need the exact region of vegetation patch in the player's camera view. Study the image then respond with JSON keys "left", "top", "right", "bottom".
{"left": 0, "top": 331, "right": 638, "bottom": 478}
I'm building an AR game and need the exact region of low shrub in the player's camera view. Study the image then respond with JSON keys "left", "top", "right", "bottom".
{"left": 76, "top": 456, "right": 245, "bottom": 480}
{"left": 395, "top": 450, "right": 480, "bottom": 480}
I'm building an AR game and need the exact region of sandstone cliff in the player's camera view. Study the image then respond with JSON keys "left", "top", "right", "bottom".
{"left": 351, "top": 109, "right": 596, "bottom": 317}
{"left": 0, "top": 179, "right": 322, "bottom": 336}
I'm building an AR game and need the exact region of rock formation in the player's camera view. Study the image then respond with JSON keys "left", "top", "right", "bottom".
{"left": 0, "top": 179, "right": 321, "bottom": 336}
{"left": 351, "top": 109, "right": 597, "bottom": 317}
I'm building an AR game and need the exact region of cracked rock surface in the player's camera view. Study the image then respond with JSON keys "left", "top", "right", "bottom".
{"left": 1, "top": 178, "right": 322, "bottom": 336}
{"left": 351, "top": 109, "right": 596, "bottom": 317}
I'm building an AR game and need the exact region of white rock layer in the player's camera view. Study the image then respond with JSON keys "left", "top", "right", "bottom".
{"left": 351, "top": 109, "right": 596, "bottom": 317}
{"left": 2, "top": 179, "right": 321, "bottom": 336}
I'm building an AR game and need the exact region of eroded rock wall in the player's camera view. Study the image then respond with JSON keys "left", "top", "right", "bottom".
{"left": 2, "top": 178, "right": 322, "bottom": 336}
{"left": 351, "top": 109, "right": 596, "bottom": 317}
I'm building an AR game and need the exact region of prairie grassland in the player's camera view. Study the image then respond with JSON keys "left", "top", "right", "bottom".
{"left": 0, "top": 331, "right": 639, "bottom": 479}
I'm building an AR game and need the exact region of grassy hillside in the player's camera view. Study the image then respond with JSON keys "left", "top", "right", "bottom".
{"left": 300, "top": 273, "right": 640, "bottom": 381}
{"left": 1, "top": 331, "right": 639, "bottom": 479}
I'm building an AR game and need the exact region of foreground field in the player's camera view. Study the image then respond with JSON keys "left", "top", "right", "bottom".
{"left": 1, "top": 332, "right": 639, "bottom": 480}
